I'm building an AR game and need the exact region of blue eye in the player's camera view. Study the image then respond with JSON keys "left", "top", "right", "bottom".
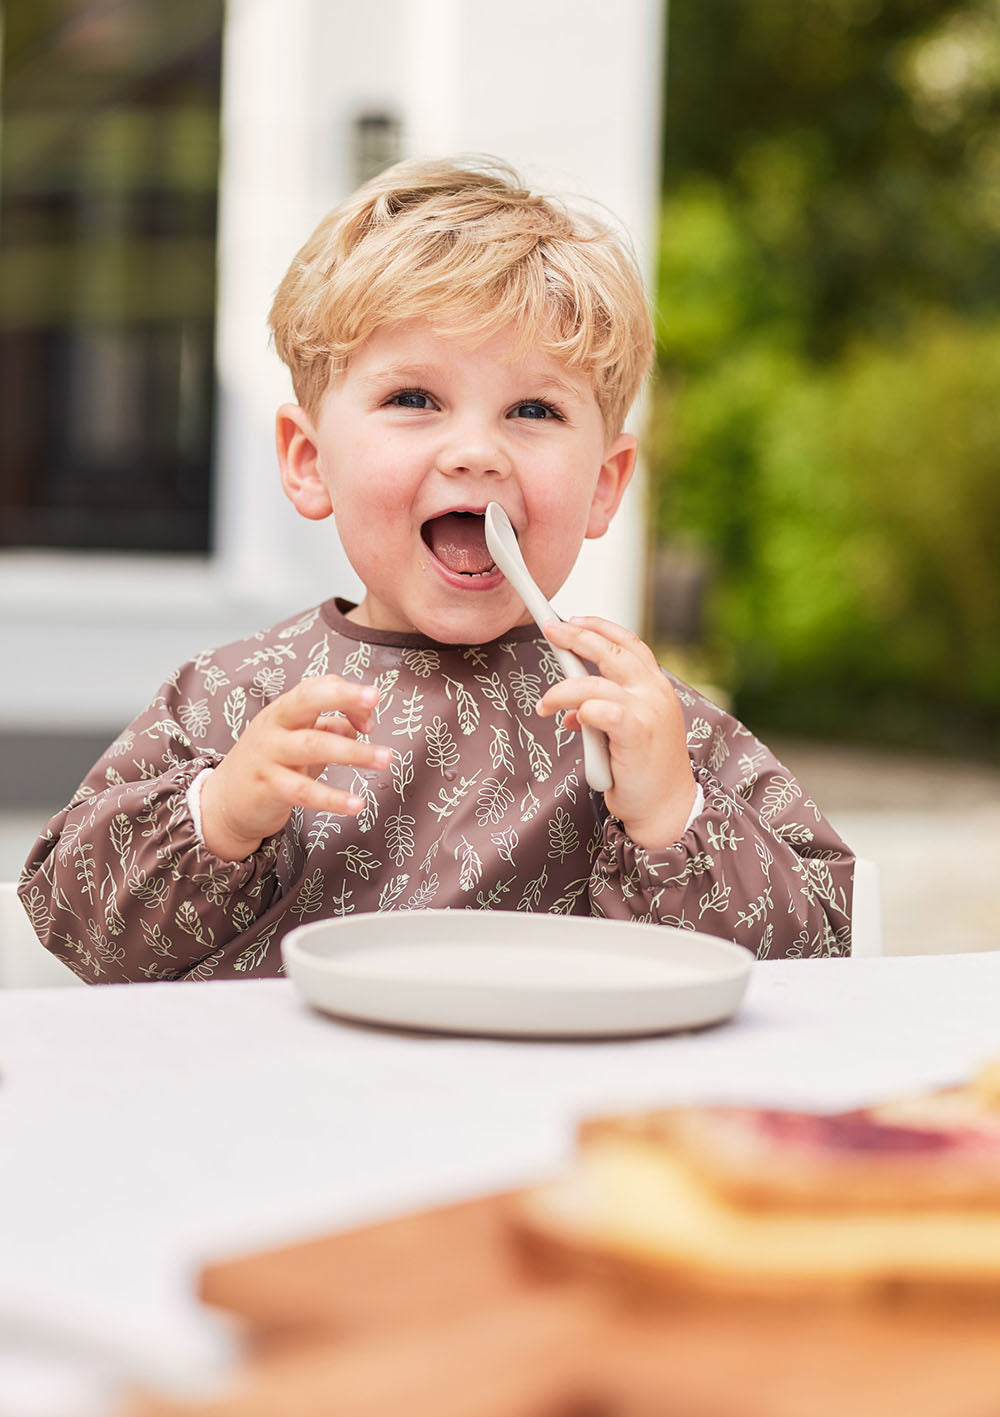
{"left": 513, "top": 400, "right": 560, "bottom": 420}
{"left": 390, "top": 389, "right": 435, "bottom": 410}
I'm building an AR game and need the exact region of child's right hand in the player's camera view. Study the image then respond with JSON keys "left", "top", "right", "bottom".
{"left": 199, "top": 676, "right": 388, "bottom": 861}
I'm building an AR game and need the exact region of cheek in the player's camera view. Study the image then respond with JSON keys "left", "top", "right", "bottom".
{"left": 530, "top": 464, "right": 600, "bottom": 533}
{"left": 344, "top": 434, "right": 422, "bottom": 510}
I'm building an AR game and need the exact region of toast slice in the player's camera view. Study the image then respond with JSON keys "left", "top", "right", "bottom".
{"left": 514, "top": 1064, "right": 1000, "bottom": 1302}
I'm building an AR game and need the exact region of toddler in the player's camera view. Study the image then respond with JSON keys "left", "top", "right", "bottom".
{"left": 19, "top": 157, "right": 854, "bottom": 981}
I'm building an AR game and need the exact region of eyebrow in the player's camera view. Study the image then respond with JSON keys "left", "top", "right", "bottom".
{"left": 359, "top": 363, "right": 442, "bottom": 390}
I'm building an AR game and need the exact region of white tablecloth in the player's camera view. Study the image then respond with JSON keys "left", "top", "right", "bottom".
{"left": 2, "top": 951, "right": 1000, "bottom": 1414}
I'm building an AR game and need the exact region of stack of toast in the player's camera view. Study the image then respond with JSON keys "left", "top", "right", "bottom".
{"left": 515, "top": 1062, "right": 1000, "bottom": 1302}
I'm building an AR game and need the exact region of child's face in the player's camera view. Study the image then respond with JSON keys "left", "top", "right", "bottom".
{"left": 278, "top": 320, "right": 636, "bottom": 643}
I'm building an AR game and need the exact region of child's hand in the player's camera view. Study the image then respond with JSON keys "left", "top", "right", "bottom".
{"left": 199, "top": 677, "right": 389, "bottom": 861}
{"left": 536, "top": 617, "right": 697, "bottom": 850}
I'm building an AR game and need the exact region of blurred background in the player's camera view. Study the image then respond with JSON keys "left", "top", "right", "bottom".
{"left": 1, "top": 0, "right": 997, "bottom": 951}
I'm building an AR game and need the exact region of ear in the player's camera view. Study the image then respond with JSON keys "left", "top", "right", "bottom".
{"left": 585, "top": 433, "right": 637, "bottom": 539}
{"left": 276, "top": 403, "right": 334, "bottom": 521}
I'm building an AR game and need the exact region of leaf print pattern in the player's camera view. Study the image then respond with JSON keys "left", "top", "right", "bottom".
{"left": 489, "top": 724, "right": 515, "bottom": 774}
{"left": 234, "top": 917, "right": 281, "bottom": 972}
{"left": 491, "top": 826, "right": 519, "bottom": 865}
{"left": 278, "top": 606, "right": 321, "bottom": 639}
{"left": 473, "top": 672, "right": 510, "bottom": 716}
{"left": 391, "top": 749, "right": 415, "bottom": 799}
{"left": 456, "top": 836, "right": 483, "bottom": 891}
{"left": 110, "top": 813, "right": 133, "bottom": 863}
{"left": 407, "top": 874, "right": 438, "bottom": 910}
{"left": 538, "top": 647, "right": 563, "bottom": 686}
{"left": 476, "top": 777, "right": 515, "bottom": 827}
{"left": 20, "top": 885, "right": 53, "bottom": 938}
{"left": 370, "top": 669, "right": 400, "bottom": 723}
{"left": 351, "top": 771, "right": 379, "bottom": 833}
{"left": 223, "top": 687, "right": 247, "bottom": 743}
{"left": 760, "top": 774, "right": 802, "bottom": 822}
{"left": 179, "top": 699, "right": 212, "bottom": 739}
{"left": 378, "top": 873, "right": 410, "bottom": 909}
{"left": 476, "top": 876, "right": 517, "bottom": 908}
{"left": 250, "top": 667, "right": 286, "bottom": 701}
{"left": 302, "top": 637, "right": 330, "bottom": 680}
{"left": 515, "top": 719, "right": 552, "bottom": 782}
{"left": 107, "top": 729, "right": 136, "bottom": 759}
{"left": 401, "top": 648, "right": 440, "bottom": 678}
{"left": 686, "top": 716, "right": 713, "bottom": 745}
{"left": 338, "top": 845, "right": 382, "bottom": 880}
{"left": 519, "top": 782, "right": 542, "bottom": 822}
{"left": 201, "top": 664, "right": 230, "bottom": 696}
{"left": 443, "top": 674, "right": 480, "bottom": 734}
{"left": 699, "top": 878, "right": 732, "bottom": 917}
{"left": 554, "top": 770, "right": 580, "bottom": 804}
{"left": 305, "top": 811, "right": 341, "bottom": 855}
{"left": 707, "top": 724, "right": 730, "bottom": 773}
{"left": 518, "top": 864, "right": 549, "bottom": 911}
{"left": 428, "top": 772, "right": 480, "bottom": 822}
{"left": 425, "top": 717, "right": 460, "bottom": 773}
{"left": 385, "top": 809, "right": 416, "bottom": 867}
{"left": 393, "top": 688, "right": 424, "bottom": 739}
{"left": 291, "top": 870, "right": 325, "bottom": 920}
{"left": 342, "top": 641, "right": 371, "bottom": 679}
{"left": 19, "top": 600, "right": 854, "bottom": 983}
{"left": 547, "top": 808, "right": 580, "bottom": 863}
{"left": 509, "top": 668, "right": 541, "bottom": 714}
{"left": 706, "top": 819, "right": 744, "bottom": 852}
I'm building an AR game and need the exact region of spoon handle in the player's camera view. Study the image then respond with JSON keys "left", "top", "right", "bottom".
{"left": 546, "top": 643, "right": 614, "bottom": 793}
{"left": 483, "top": 501, "right": 613, "bottom": 793}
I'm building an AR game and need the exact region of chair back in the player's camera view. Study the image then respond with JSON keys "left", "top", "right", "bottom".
{"left": 850, "top": 856, "right": 883, "bottom": 957}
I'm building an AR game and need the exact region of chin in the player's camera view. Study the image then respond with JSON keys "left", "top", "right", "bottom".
{"left": 417, "top": 601, "right": 526, "bottom": 646}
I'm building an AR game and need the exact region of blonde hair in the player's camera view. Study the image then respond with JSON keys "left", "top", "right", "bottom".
{"left": 269, "top": 156, "right": 654, "bottom": 437}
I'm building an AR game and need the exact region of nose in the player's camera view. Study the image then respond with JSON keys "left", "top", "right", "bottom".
{"left": 436, "top": 417, "right": 511, "bottom": 480}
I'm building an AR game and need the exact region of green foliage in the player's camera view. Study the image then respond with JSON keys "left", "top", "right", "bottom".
{"left": 652, "top": 0, "right": 1000, "bottom": 755}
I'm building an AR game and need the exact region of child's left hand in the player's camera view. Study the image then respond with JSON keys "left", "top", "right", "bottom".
{"left": 536, "top": 616, "right": 697, "bottom": 850}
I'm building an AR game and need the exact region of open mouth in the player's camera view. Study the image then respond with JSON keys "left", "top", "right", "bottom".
{"left": 421, "top": 511, "right": 498, "bottom": 578}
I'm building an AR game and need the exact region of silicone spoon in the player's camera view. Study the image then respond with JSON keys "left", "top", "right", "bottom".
{"left": 484, "top": 502, "right": 613, "bottom": 792}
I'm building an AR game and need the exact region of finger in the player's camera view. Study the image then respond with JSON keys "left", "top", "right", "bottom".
{"left": 280, "top": 729, "right": 393, "bottom": 774}
{"left": 271, "top": 676, "right": 379, "bottom": 732}
{"left": 315, "top": 711, "right": 361, "bottom": 738}
{"left": 575, "top": 698, "right": 629, "bottom": 736}
{"left": 544, "top": 619, "right": 654, "bottom": 687}
{"left": 567, "top": 616, "right": 661, "bottom": 670}
{"left": 536, "top": 676, "right": 627, "bottom": 717}
{"left": 270, "top": 764, "right": 366, "bottom": 816}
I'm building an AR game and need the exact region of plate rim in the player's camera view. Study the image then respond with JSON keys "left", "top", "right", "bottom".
{"left": 280, "top": 911, "right": 753, "bottom": 1037}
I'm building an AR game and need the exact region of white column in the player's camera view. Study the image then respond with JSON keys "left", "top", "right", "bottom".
{"left": 401, "top": 0, "right": 665, "bottom": 629}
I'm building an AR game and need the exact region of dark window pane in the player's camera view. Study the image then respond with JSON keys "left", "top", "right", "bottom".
{"left": 0, "top": 0, "right": 222, "bottom": 553}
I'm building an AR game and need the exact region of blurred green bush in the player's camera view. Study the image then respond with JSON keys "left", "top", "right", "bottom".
{"left": 651, "top": 2, "right": 1000, "bottom": 757}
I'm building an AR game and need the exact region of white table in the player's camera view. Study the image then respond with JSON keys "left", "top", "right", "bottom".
{"left": 3, "top": 952, "right": 1000, "bottom": 1415}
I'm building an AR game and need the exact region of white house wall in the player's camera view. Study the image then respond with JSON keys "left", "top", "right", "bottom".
{"left": 0, "top": 0, "right": 664, "bottom": 739}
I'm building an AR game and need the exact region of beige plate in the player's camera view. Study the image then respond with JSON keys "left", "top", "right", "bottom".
{"left": 281, "top": 910, "right": 753, "bottom": 1039}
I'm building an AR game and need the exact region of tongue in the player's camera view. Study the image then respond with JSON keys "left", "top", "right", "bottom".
{"left": 425, "top": 514, "right": 495, "bottom": 575}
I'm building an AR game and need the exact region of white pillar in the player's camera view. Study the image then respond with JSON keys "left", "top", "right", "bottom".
{"left": 213, "top": 0, "right": 665, "bottom": 627}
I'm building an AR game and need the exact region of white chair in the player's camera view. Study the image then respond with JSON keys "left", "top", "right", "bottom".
{"left": 0, "top": 881, "right": 85, "bottom": 987}
{"left": 850, "top": 856, "right": 883, "bottom": 957}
